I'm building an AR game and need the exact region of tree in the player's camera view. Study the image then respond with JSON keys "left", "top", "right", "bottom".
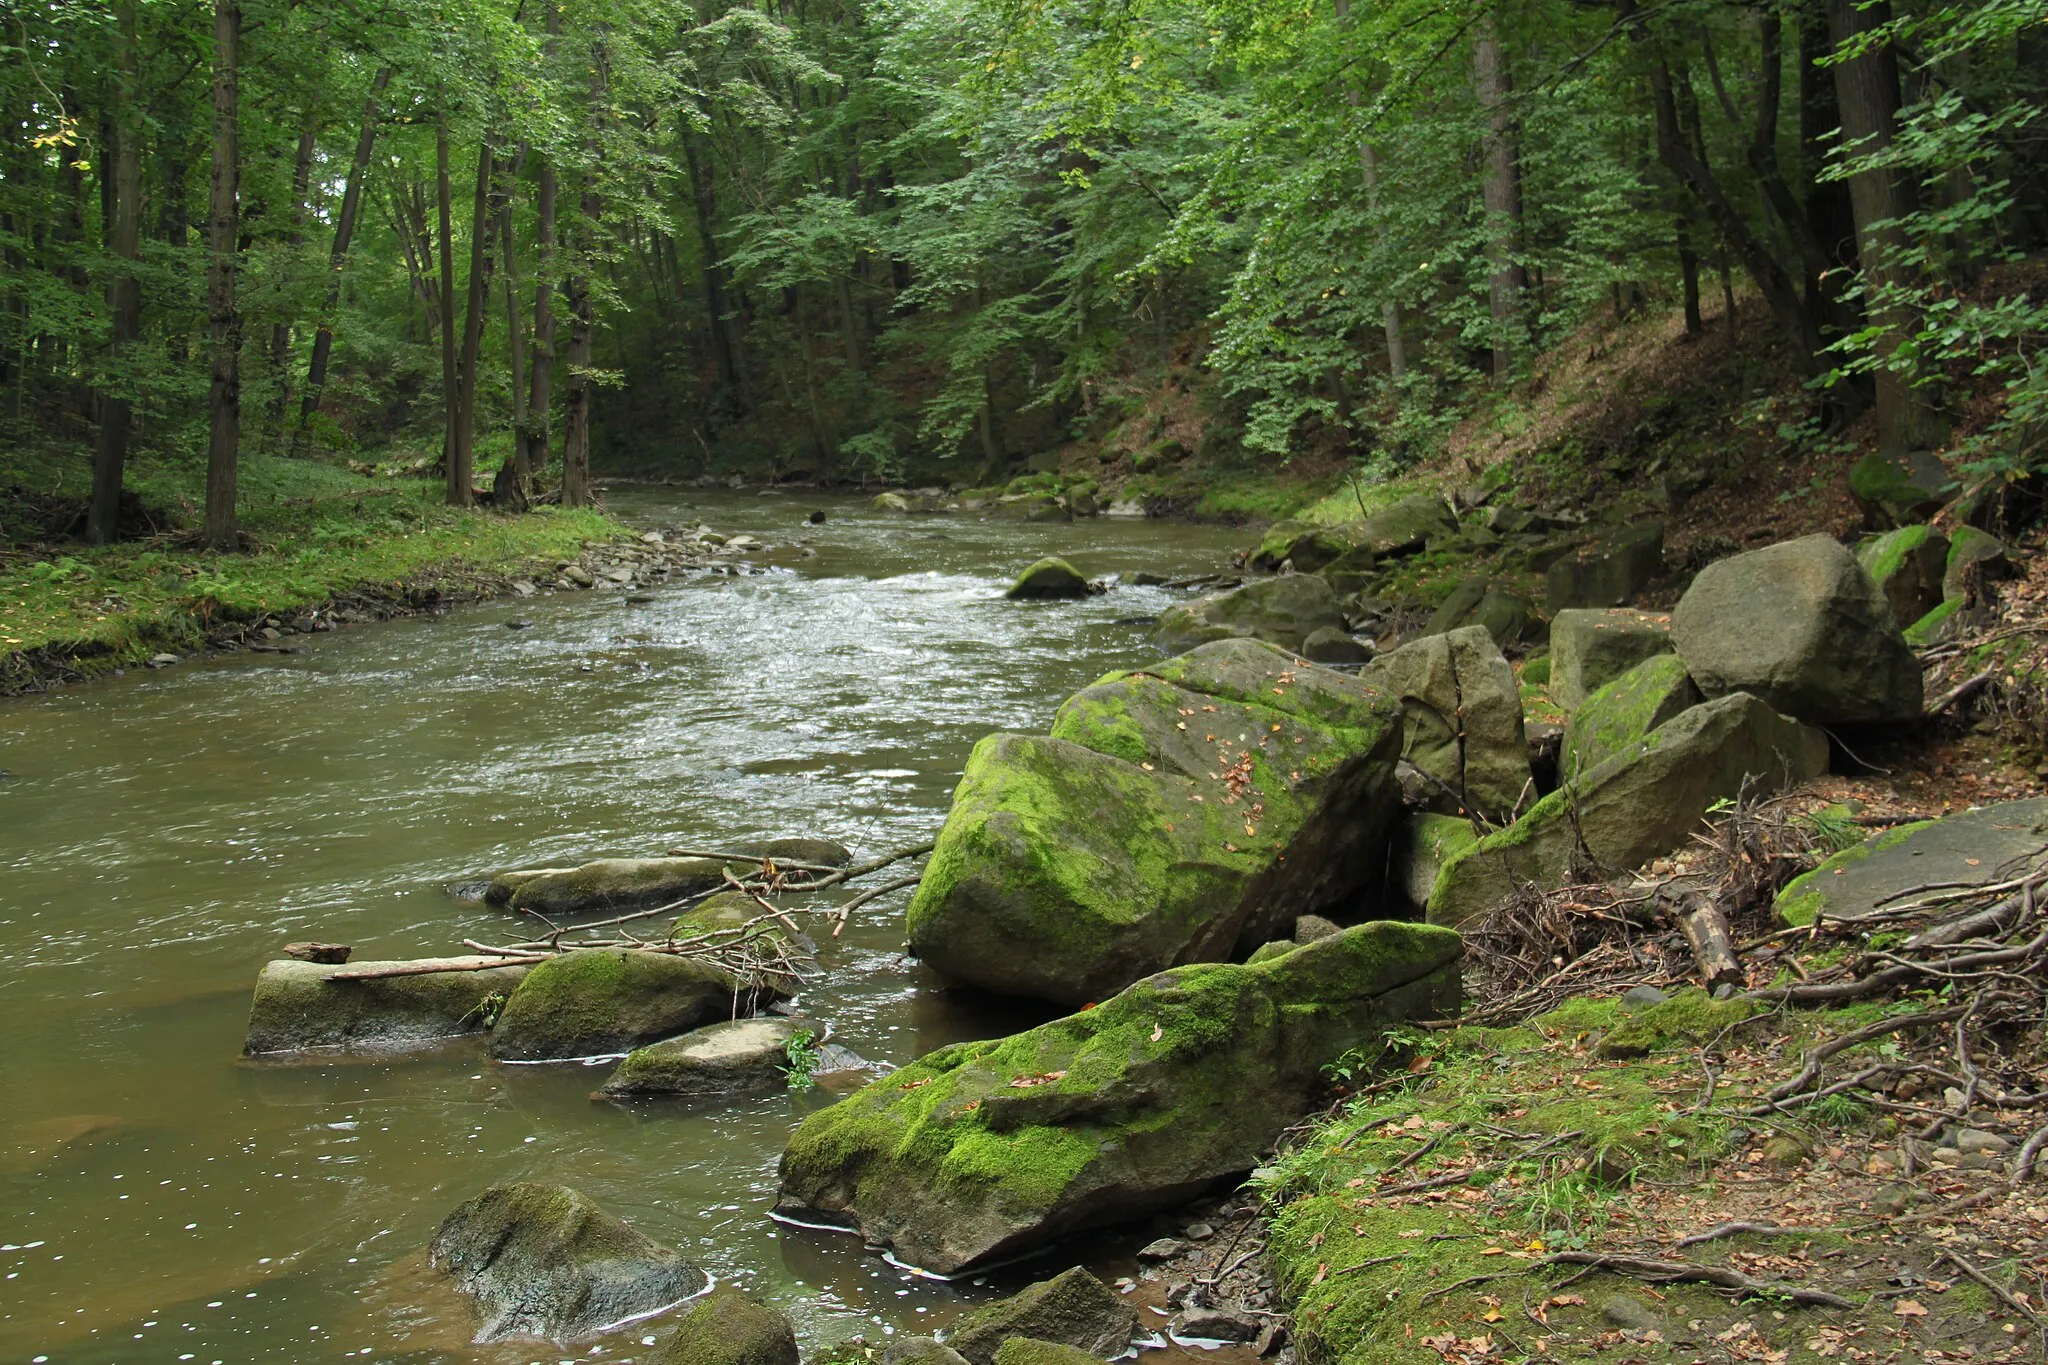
{"left": 204, "top": 0, "right": 242, "bottom": 552}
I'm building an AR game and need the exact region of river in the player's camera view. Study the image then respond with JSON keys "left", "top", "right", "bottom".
{"left": 0, "top": 489, "right": 1247, "bottom": 1365}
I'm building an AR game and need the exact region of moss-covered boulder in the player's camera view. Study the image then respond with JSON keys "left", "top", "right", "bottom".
{"left": 1345, "top": 495, "right": 1458, "bottom": 557}
{"left": 991, "top": 493, "right": 1069, "bottom": 522}
{"left": 1358, "top": 626, "right": 1531, "bottom": 823}
{"left": 1152, "top": 574, "right": 1343, "bottom": 654}
{"left": 494, "top": 838, "right": 853, "bottom": 917}
{"left": 1944, "top": 525, "right": 2009, "bottom": 600}
{"left": 1560, "top": 653, "right": 1700, "bottom": 777}
{"left": 1250, "top": 521, "right": 1352, "bottom": 573}
{"left": 1543, "top": 521, "right": 1664, "bottom": 612}
{"left": 1319, "top": 543, "right": 1379, "bottom": 596}
{"left": 599, "top": 1017, "right": 806, "bottom": 1097}
{"left": 1392, "top": 812, "right": 1481, "bottom": 911}
{"left": 1417, "top": 575, "right": 1541, "bottom": 651}
{"left": 1905, "top": 597, "right": 1963, "bottom": 646}
{"left": 774, "top": 921, "right": 1462, "bottom": 1274}
{"left": 1547, "top": 607, "right": 1674, "bottom": 710}
{"left": 653, "top": 1285, "right": 798, "bottom": 1365}
{"left": 1849, "top": 449, "right": 1956, "bottom": 528}
{"left": 1774, "top": 797, "right": 2048, "bottom": 927}
{"left": 1855, "top": 525, "right": 1948, "bottom": 628}
{"left": 907, "top": 639, "right": 1405, "bottom": 1004}
{"left": 488, "top": 950, "right": 755, "bottom": 1061}
{"left": 430, "top": 1183, "right": 706, "bottom": 1343}
{"left": 1427, "top": 693, "right": 1827, "bottom": 927}
{"left": 945, "top": 1269, "right": 1137, "bottom": 1365}
{"left": 245, "top": 958, "right": 532, "bottom": 1055}
{"left": 1006, "top": 558, "right": 1093, "bottom": 601}
{"left": 1670, "top": 534, "right": 1922, "bottom": 724}
{"left": 992, "top": 1340, "right": 1102, "bottom": 1365}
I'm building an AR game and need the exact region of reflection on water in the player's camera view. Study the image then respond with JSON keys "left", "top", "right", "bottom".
{"left": 0, "top": 491, "right": 1244, "bottom": 1362}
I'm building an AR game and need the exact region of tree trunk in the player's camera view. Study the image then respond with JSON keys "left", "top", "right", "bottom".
{"left": 1827, "top": 0, "right": 1944, "bottom": 451}
{"left": 561, "top": 259, "right": 593, "bottom": 508}
{"left": 1473, "top": 8, "right": 1525, "bottom": 382}
{"left": 262, "top": 121, "right": 316, "bottom": 450}
{"left": 1617, "top": 0, "right": 1816, "bottom": 370}
{"left": 292, "top": 67, "right": 391, "bottom": 457}
{"left": 88, "top": 2, "right": 143, "bottom": 546}
{"left": 1676, "top": 216, "right": 1702, "bottom": 337}
{"left": 682, "top": 133, "right": 741, "bottom": 400}
{"left": 492, "top": 161, "right": 530, "bottom": 512}
{"left": 203, "top": 0, "right": 242, "bottom": 552}
{"left": 524, "top": 151, "right": 558, "bottom": 482}
{"left": 450, "top": 141, "right": 495, "bottom": 506}
{"left": 435, "top": 98, "right": 461, "bottom": 498}
{"left": 1360, "top": 141, "right": 1406, "bottom": 378}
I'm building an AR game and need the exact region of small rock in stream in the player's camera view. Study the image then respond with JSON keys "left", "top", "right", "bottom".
{"left": 282, "top": 941, "right": 352, "bottom": 965}
{"left": 506, "top": 620, "right": 533, "bottom": 630}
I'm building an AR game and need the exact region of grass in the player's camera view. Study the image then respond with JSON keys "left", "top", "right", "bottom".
{"left": 1, "top": 448, "right": 634, "bottom": 689}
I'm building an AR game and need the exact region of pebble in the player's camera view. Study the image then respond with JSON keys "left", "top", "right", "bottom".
{"left": 146, "top": 653, "right": 181, "bottom": 668}
{"left": 1600, "top": 1294, "right": 1664, "bottom": 1335}
{"left": 511, "top": 580, "right": 538, "bottom": 597}
{"left": 563, "top": 566, "right": 595, "bottom": 588}
{"left": 1183, "top": 1222, "right": 1215, "bottom": 1240}
{"left": 506, "top": 620, "right": 532, "bottom": 630}
{"left": 1172, "top": 1309, "right": 1258, "bottom": 1343}
{"left": 1620, "top": 984, "right": 1670, "bottom": 1010}
{"left": 1137, "top": 1238, "right": 1186, "bottom": 1261}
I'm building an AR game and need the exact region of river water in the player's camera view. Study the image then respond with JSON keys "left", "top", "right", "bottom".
{"left": 0, "top": 490, "right": 1247, "bottom": 1365}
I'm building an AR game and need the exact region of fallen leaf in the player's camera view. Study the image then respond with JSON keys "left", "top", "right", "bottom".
{"left": 1894, "top": 1300, "right": 1927, "bottom": 1317}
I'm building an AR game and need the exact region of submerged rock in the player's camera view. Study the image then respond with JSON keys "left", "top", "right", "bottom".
{"left": 1152, "top": 575, "right": 1343, "bottom": 654}
{"left": 1006, "top": 558, "right": 1094, "bottom": 601}
{"left": 1427, "top": 693, "right": 1826, "bottom": 927}
{"left": 907, "top": 639, "right": 1404, "bottom": 1005}
{"left": 430, "top": 1183, "right": 705, "bottom": 1343}
{"left": 1775, "top": 797, "right": 2048, "bottom": 927}
{"left": 1671, "top": 535, "right": 1921, "bottom": 724}
{"left": 599, "top": 1017, "right": 804, "bottom": 1097}
{"left": 244, "top": 958, "right": 532, "bottom": 1054}
{"left": 1358, "top": 626, "right": 1531, "bottom": 823}
{"left": 1547, "top": 607, "right": 1674, "bottom": 711}
{"left": 653, "top": 1285, "right": 798, "bottom": 1365}
{"left": 488, "top": 950, "right": 756, "bottom": 1062}
{"left": 945, "top": 1269, "right": 1138, "bottom": 1365}
{"left": 775, "top": 922, "right": 1461, "bottom": 1274}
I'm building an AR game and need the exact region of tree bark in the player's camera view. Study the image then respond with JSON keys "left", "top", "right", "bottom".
{"left": 1827, "top": 0, "right": 1944, "bottom": 451}
{"left": 262, "top": 120, "right": 317, "bottom": 449}
{"left": 561, "top": 258, "right": 593, "bottom": 508}
{"left": 435, "top": 97, "right": 462, "bottom": 500}
{"left": 1473, "top": 7, "right": 1525, "bottom": 382}
{"left": 450, "top": 141, "right": 495, "bottom": 505}
{"left": 88, "top": 0, "right": 143, "bottom": 547}
{"left": 203, "top": 0, "right": 242, "bottom": 552}
{"left": 1676, "top": 216, "right": 1701, "bottom": 336}
{"left": 1360, "top": 141, "right": 1407, "bottom": 378}
{"left": 292, "top": 67, "right": 391, "bottom": 457}
{"left": 524, "top": 150, "right": 558, "bottom": 483}
{"left": 492, "top": 156, "right": 530, "bottom": 511}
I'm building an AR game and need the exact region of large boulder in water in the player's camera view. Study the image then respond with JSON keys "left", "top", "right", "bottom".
{"left": 1357, "top": 626, "right": 1530, "bottom": 823}
{"left": 430, "top": 1183, "right": 706, "bottom": 1343}
{"left": 1427, "top": 693, "right": 1827, "bottom": 927}
{"left": 1152, "top": 575, "right": 1343, "bottom": 654}
{"left": 906, "top": 639, "right": 1404, "bottom": 1005}
{"left": 1671, "top": 535, "right": 1922, "bottom": 724}
{"left": 487, "top": 950, "right": 759, "bottom": 1061}
{"left": 653, "top": 1285, "right": 798, "bottom": 1365}
{"left": 245, "top": 957, "right": 532, "bottom": 1055}
{"left": 599, "top": 1017, "right": 805, "bottom": 1097}
{"left": 945, "top": 1269, "right": 1138, "bottom": 1365}
{"left": 1006, "top": 558, "right": 1093, "bottom": 601}
{"left": 775, "top": 922, "right": 1462, "bottom": 1275}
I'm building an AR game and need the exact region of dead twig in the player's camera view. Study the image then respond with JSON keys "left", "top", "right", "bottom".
{"left": 1541, "top": 1251, "right": 1856, "bottom": 1309}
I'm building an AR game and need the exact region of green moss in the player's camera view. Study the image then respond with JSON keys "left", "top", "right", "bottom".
{"left": 1904, "top": 597, "right": 1961, "bottom": 645}
{"left": 1855, "top": 523, "right": 1932, "bottom": 585}
{"left": 1774, "top": 820, "right": 1936, "bottom": 925}
{"left": 1561, "top": 653, "right": 1697, "bottom": 776}
{"left": 1520, "top": 655, "right": 1551, "bottom": 685}
{"left": 993, "top": 1340, "right": 1101, "bottom": 1365}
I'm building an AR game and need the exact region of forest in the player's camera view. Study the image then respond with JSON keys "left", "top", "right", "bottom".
{"left": 4, "top": 0, "right": 2045, "bottom": 548}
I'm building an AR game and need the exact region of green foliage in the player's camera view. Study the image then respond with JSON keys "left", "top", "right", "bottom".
{"left": 783, "top": 1028, "right": 823, "bottom": 1092}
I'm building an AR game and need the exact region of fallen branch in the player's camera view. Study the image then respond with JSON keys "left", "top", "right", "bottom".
{"left": 1927, "top": 668, "right": 1994, "bottom": 715}
{"left": 832, "top": 874, "right": 923, "bottom": 937}
{"left": 1672, "top": 1222, "right": 1819, "bottom": 1250}
{"left": 1542, "top": 1251, "right": 1856, "bottom": 1309}
{"left": 324, "top": 954, "right": 545, "bottom": 980}
{"left": 1753, "top": 1005, "right": 1971, "bottom": 1111}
